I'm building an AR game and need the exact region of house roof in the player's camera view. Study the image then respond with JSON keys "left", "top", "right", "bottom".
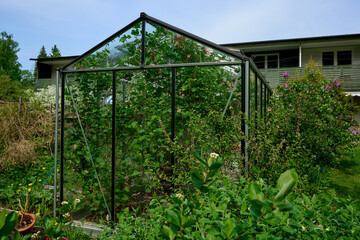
{"left": 221, "top": 33, "right": 360, "bottom": 52}
{"left": 30, "top": 56, "right": 79, "bottom": 65}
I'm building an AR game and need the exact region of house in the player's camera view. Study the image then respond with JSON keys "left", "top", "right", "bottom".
{"left": 221, "top": 33, "right": 360, "bottom": 95}
{"left": 30, "top": 56, "right": 78, "bottom": 89}
{"left": 32, "top": 33, "right": 360, "bottom": 99}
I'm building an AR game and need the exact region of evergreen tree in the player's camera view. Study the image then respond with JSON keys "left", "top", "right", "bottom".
{"left": 34, "top": 45, "right": 48, "bottom": 81}
{"left": 38, "top": 45, "right": 47, "bottom": 58}
{"left": 0, "top": 31, "right": 22, "bottom": 82}
{"left": 50, "top": 44, "right": 61, "bottom": 57}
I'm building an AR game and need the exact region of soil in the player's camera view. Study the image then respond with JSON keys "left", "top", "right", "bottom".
{"left": 16, "top": 214, "right": 34, "bottom": 230}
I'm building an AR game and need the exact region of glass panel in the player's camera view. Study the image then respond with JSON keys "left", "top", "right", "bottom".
{"left": 67, "top": 22, "right": 142, "bottom": 70}
{"left": 322, "top": 52, "right": 334, "bottom": 66}
{"left": 337, "top": 51, "right": 352, "bottom": 65}
{"left": 253, "top": 55, "right": 265, "bottom": 69}
{"left": 63, "top": 71, "right": 113, "bottom": 218}
{"left": 145, "top": 21, "right": 237, "bottom": 65}
{"left": 175, "top": 64, "right": 243, "bottom": 180}
{"left": 267, "top": 55, "right": 278, "bottom": 68}
{"left": 115, "top": 69, "right": 172, "bottom": 210}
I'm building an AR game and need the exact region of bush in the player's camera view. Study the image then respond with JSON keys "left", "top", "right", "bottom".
{"left": 99, "top": 154, "right": 360, "bottom": 239}
{"left": 247, "top": 61, "right": 359, "bottom": 191}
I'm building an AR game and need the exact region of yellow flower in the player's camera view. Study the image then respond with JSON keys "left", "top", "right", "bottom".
{"left": 28, "top": 188, "right": 31, "bottom": 192}
{"left": 19, "top": 183, "right": 22, "bottom": 186}
{"left": 57, "top": 169, "right": 59, "bottom": 172}
{"left": 17, "top": 189, "right": 20, "bottom": 192}
{"left": 28, "top": 183, "right": 33, "bottom": 186}
{"left": 11, "top": 184, "right": 13, "bottom": 186}
{"left": 39, "top": 179, "right": 42, "bottom": 182}
{"left": 42, "top": 167, "right": 46, "bottom": 170}
{"left": 36, "top": 212, "right": 40, "bottom": 216}
{"left": 54, "top": 222, "right": 58, "bottom": 226}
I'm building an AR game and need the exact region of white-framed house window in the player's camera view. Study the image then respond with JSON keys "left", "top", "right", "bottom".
{"left": 252, "top": 54, "right": 279, "bottom": 69}
{"left": 322, "top": 50, "right": 352, "bottom": 66}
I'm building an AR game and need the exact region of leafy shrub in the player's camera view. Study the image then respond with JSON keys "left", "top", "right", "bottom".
{"left": 99, "top": 153, "right": 360, "bottom": 239}
{"left": 247, "top": 62, "right": 359, "bottom": 191}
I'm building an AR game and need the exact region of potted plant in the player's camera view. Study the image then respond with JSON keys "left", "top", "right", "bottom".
{"left": 14, "top": 192, "right": 36, "bottom": 234}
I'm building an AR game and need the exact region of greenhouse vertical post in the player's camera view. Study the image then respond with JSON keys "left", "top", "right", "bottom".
{"left": 241, "top": 63, "right": 245, "bottom": 163}
{"left": 254, "top": 72, "right": 258, "bottom": 130}
{"left": 171, "top": 68, "right": 176, "bottom": 168}
{"left": 54, "top": 70, "right": 59, "bottom": 217}
{"left": 244, "top": 61, "right": 250, "bottom": 173}
{"left": 111, "top": 71, "right": 116, "bottom": 222}
{"left": 60, "top": 72, "right": 65, "bottom": 203}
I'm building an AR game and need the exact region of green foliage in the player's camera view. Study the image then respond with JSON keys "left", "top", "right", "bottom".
{"left": 99, "top": 156, "right": 360, "bottom": 239}
{"left": 0, "top": 74, "right": 26, "bottom": 101}
{"left": 50, "top": 44, "right": 61, "bottom": 58}
{"left": 0, "top": 209, "right": 20, "bottom": 240}
{"left": 62, "top": 22, "right": 244, "bottom": 216}
{"left": 247, "top": 62, "right": 359, "bottom": 192}
{"left": 0, "top": 31, "right": 22, "bottom": 82}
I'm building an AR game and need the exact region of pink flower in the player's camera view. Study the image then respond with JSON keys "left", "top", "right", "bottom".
{"left": 333, "top": 78, "right": 341, "bottom": 87}
{"left": 325, "top": 84, "right": 332, "bottom": 90}
{"left": 284, "top": 82, "right": 288, "bottom": 88}
{"left": 283, "top": 71, "right": 289, "bottom": 79}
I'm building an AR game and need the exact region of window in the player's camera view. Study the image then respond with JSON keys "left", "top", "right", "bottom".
{"left": 252, "top": 54, "right": 278, "bottom": 69}
{"left": 322, "top": 52, "right": 334, "bottom": 66}
{"left": 267, "top": 55, "right": 278, "bottom": 68}
{"left": 337, "top": 51, "right": 352, "bottom": 65}
{"left": 253, "top": 56, "right": 265, "bottom": 69}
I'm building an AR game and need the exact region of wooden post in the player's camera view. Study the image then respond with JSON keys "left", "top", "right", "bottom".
{"left": 18, "top": 96, "right": 23, "bottom": 122}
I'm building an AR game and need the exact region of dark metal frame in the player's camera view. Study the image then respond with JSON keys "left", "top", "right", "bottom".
{"left": 57, "top": 12, "right": 272, "bottom": 221}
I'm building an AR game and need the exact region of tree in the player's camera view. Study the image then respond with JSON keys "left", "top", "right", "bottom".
{"left": 34, "top": 45, "right": 48, "bottom": 82}
{"left": 50, "top": 44, "right": 61, "bottom": 57}
{"left": 38, "top": 45, "right": 47, "bottom": 58}
{"left": 0, "top": 74, "right": 25, "bottom": 101}
{"left": 0, "top": 31, "right": 22, "bottom": 82}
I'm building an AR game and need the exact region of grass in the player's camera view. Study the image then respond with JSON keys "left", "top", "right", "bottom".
{"left": 329, "top": 145, "right": 360, "bottom": 199}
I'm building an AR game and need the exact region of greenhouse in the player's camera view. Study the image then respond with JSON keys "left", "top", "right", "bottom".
{"left": 54, "top": 12, "right": 272, "bottom": 221}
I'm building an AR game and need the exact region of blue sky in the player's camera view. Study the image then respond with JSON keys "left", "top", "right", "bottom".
{"left": 1, "top": 0, "right": 360, "bottom": 70}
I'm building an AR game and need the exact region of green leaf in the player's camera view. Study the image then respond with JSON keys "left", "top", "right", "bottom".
{"left": 206, "top": 233, "right": 220, "bottom": 240}
{"left": 166, "top": 209, "right": 181, "bottom": 227}
{"left": 248, "top": 182, "right": 264, "bottom": 208}
{"left": 0, "top": 209, "right": 6, "bottom": 230}
{"left": 223, "top": 218, "right": 236, "bottom": 238}
{"left": 191, "top": 151, "right": 208, "bottom": 167}
{"left": 0, "top": 211, "right": 17, "bottom": 237}
{"left": 13, "top": 231, "right": 21, "bottom": 240}
{"left": 277, "top": 202, "right": 293, "bottom": 212}
{"left": 190, "top": 172, "right": 203, "bottom": 190}
{"left": 274, "top": 169, "right": 298, "bottom": 202}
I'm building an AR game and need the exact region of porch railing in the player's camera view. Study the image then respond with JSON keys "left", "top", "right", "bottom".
{"left": 259, "top": 65, "right": 360, "bottom": 91}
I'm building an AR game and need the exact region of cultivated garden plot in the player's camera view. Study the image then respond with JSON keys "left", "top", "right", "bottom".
{"left": 58, "top": 13, "right": 271, "bottom": 221}
{"left": 2, "top": 13, "right": 360, "bottom": 239}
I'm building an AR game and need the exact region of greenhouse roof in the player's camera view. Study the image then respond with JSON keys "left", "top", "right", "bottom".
{"left": 61, "top": 12, "right": 249, "bottom": 72}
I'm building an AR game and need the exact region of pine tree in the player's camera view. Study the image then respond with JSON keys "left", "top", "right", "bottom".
{"left": 38, "top": 45, "right": 47, "bottom": 58}
{"left": 34, "top": 45, "right": 48, "bottom": 81}
{"left": 50, "top": 44, "right": 61, "bottom": 57}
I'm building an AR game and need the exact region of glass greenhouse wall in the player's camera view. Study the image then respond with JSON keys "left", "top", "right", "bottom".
{"left": 55, "top": 13, "right": 272, "bottom": 221}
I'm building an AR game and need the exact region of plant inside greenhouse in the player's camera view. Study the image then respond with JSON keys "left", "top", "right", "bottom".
{"left": 57, "top": 13, "right": 271, "bottom": 221}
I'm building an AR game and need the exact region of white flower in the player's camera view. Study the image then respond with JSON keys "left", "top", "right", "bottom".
{"left": 75, "top": 198, "right": 81, "bottom": 204}
{"left": 61, "top": 201, "right": 68, "bottom": 205}
{"left": 210, "top": 153, "right": 219, "bottom": 159}
{"left": 63, "top": 212, "right": 70, "bottom": 218}
{"left": 175, "top": 193, "right": 184, "bottom": 199}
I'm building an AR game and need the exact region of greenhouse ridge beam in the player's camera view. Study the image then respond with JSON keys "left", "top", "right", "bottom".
{"left": 62, "top": 61, "right": 244, "bottom": 73}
